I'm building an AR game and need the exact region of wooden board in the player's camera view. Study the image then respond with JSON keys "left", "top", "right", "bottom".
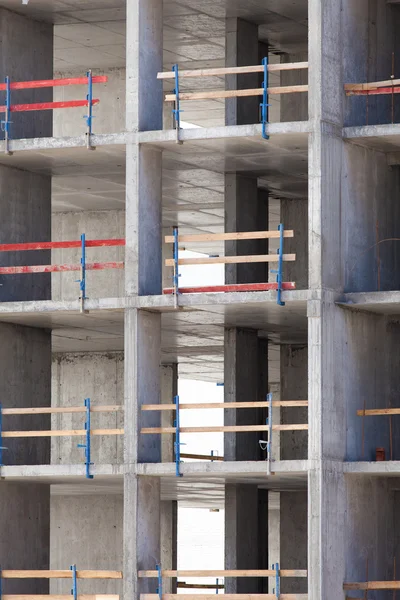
{"left": 139, "top": 569, "right": 307, "bottom": 578}
{"left": 157, "top": 62, "right": 308, "bottom": 79}
{"left": 180, "top": 453, "right": 224, "bottom": 461}
{"left": 141, "top": 425, "right": 308, "bottom": 434}
{"left": 2, "top": 429, "right": 124, "bottom": 438}
{"left": 356, "top": 408, "right": 400, "bottom": 416}
{"left": 2, "top": 406, "right": 122, "bottom": 416}
{"left": 165, "top": 254, "right": 296, "bottom": 267}
{"left": 1, "top": 571, "right": 122, "bottom": 579}
{"left": 344, "top": 581, "right": 400, "bottom": 590}
{"left": 141, "top": 594, "right": 307, "bottom": 600}
{"left": 164, "top": 230, "right": 294, "bottom": 243}
{"left": 344, "top": 78, "right": 400, "bottom": 91}
{"left": 2, "top": 596, "right": 119, "bottom": 600}
{"left": 165, "top": 85, "right": 308, "bottom": 102}
{"left": 142, "top": 401, "right": 308, "bottom": 411}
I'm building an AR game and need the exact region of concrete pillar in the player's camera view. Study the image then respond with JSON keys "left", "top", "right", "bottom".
{"left": 280, "top": 345, "right": 307, "bottom": 460}
{"left": 0, "top": 12, "right": 53, "bottom": 594}
{"left": 161, "top": 501, "right": 177, "bottom": 594}
{"left": 124, "top": 4, "right": 163, "bottom": 597}
{"left": 280, "top": 492, "right": 307, "bottom": 594}
{"left": 280, "top": 52, "right": 308, "bottom": 123}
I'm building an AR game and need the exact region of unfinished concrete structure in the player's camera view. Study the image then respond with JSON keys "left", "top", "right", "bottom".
{"left": 3, "top": 0, "right": 400, "bottom": 599}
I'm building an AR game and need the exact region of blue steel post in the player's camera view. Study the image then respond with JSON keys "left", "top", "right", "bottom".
{"left": 70, "top": 564, "right": 78, "bottom": 600}
{"left": 174, "top": 395, "right": 183, "bottom": 477}
{"left": 172, "top": 64, "right": 183, "bottom": 144}
{"left": 274, "top": 563, "right": 280, "bottom": 598}
{"left": 78, "top": 398, "right": 93, "bottom": 479}
{"left": 276, "top": 224, "right": 285, "bottom": 306}
{"left": 261, "top": 57, "right": 270, "bottom": 140}
{"left": 267, "top": 392, "right": 273, "bottom": 474}
{"left": 85, "top": 70, "right": 94, "bottom": 149}
{"left": 173, "top": 226, "right": 180, "bottom": 308}
{"left": 156, "top": 564, "right": 163, "bottom": 600}
{"left": 216, "top": 578, "right": 219, "bottom": 594}
{"left": 79, "top": 233, "right": 87, "bottom": 313}
{"left": 2, "top": 76, "right": 11, "bottom": 154}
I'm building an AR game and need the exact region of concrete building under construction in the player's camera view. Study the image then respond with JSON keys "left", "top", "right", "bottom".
{"left": 2, "top": 1, "right": 400, "bottom": 599}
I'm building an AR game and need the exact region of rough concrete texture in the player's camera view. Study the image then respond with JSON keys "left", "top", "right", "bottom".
{"left": 51, "top": 352, "right": 124, "bottom": 465}
{"left": 53, "top": 69, "right": 126, "bottom": 137}
{"left": 280, "top": 345, "right": 308, "bottom": 461}
{"left": 280, "top": 492, "right": 307, "bottom": 594}
{"left": 50, "top": 494, "right": 123, "bottom": 595}
{"left": 51, "top": 210, "right": 125, "bottom": 300}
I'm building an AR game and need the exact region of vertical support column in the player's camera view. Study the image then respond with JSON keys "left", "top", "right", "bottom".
{"left": 280, "top": 345, "right": 307, "bottom": 460}
{"left": 280, "top": 492, "right": 307, "bottom": 594}
{"left": 160, "top": 500, "right": 177, "bottom": 594}
{"left": 124, "top": 4, "right": 163, "bottom": 600}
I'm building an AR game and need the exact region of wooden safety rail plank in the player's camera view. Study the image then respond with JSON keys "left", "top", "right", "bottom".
{"left": 2, "top": 596, "right": 119, "bottom": 600}
{"left": 346, "top": 86, "right": 400, "bottom": 96}
{"left": 1, "top": 429, "right": 124, "bottom": 438}
{"left": 165, "top": 85, "right": 308, "bottom": 102}
{"left": 157, "top": 62, "right": 308, "bottom": 79}
{"left": 344, "top": 581, "right": 400, "bottom": 590}
{"left": 0, "top": 100, "right": 99, "bottom": 113}
{"left": 165, "top": 254, "right": 295, "bottom": 267}
{"left": 163, "top": 283, "right": 296, "bottom": 294}
{"left": 357, "top": 408, "right": 400, "bottom": 416}
{"left": 142, "top": 401, "right": 308, "bottom": 411}
{"left": 141, "top": 425, "right": 308, "bottom": 434}
{"left": 139, "top": 569, "right": 307, "bottom": 578}
{"left": 0, "top": 239, "right": 124, "bottom": 252}
{"left": 164, "top": 230, "right": 294, "bottom": 243}
{"left": 0, "top": 262, "right": 124, "bottom": 275}
{"left": 0, "top": 75, "right": 107, "bottom": 91}
{"left": 180, "top": 453, "right": 224, "bottom": 461}
{"left": 1, "top": 571, "right": 122, "bottom": 579}
{"left": 2, "top": 405, "right": 123, "bottom": 416}
{"left": 141, "top": 595, "right": 306, "bottom": 600}
{"left": 178, "top": 584, "right": 224, "bottom": 589}
{"left": 345, "top": 78, "right": 400, "bottom": 92}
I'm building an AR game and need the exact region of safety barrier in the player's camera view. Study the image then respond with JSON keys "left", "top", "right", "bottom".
{"left": 0, "top": 71, "right": 107, "bottom": 152}
{"left": 158, "top": 59, "right": 308, "bottom": 142}
{"left": 0, "top": 567, "right": 122, "bottom": 599}
{"left": 141, "top": 394, "right": 308, "bottom": 476}
{"left": 139, "top": 567, "right": 307, "bottom": 600}
{"left": 0, "top": 236, "right": 124, "bottom": 311}
{"left": 163, "top": 225, "right": 296, "bottom": 307}
{"left": 0, "top": 399, "right": 123, "bottom": 479}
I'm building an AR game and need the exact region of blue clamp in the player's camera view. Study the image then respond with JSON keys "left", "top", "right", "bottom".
{"left": 78, "top": 233, "right": 87, "bottom": 312}
{"left": 70, "top": 564, "right": 78, "bottom": 600}
{"left": 78, "top": 398, "right": 93, "bottom": 479}
{"left": 260, "top": 57, "right": 270, "bottom": 140}
{"left": 1, "top": 76, "right": 12, "bottom": 154}
{"left": 272, "top": 563, "right": 280, "bottom": 598}
{"left": 216, "top": 383, "right": 224, "bottom": 387}
{"left": 172, "top": 226, "right": 180, "bottom": 307}
{"left": 271, "top": 224, "right": 285, "bottom": 306}
{"left": 173, "top": 395, "right": 184, "bottom": 477}
{"left": 156, "top": 564, "right": 162, "bottom": 600}
{"left": 84, "top": 70, "right": 95, "bottom": 148}
{"left": 172, "top": 64, "right": 183, "bottom": 143}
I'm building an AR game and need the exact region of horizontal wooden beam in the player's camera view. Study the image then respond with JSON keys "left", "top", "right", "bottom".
{"left": 0, "top": 262, "right": 124, "bottom": 275}
{"left": 2, "top": 429, "right": 124, "bottom": 438}
{"left": 344, "top": 78, "right": 400, "bottom": 91}
{"left": 163, "top": 283, "right": 296, "bottom": 294}
{"left": 141, "top": 595, "right": 306, "bottom": 600}
{"left": 0, "top": 75, "right": 107, "bottom": 91}
{"left": 344, "top": 581, "right": 400, "bottom": 590}
{"left": 180, "top": 453, "right": 224, "bottom": 461}
{"left": 142, "top": 401, "right": 308, "bottom": 411}
{"left": 165, "top": 85, "right": 308, "bottom": 102}
{"left": 0, "top": 239, "right": 124, "bottom": 252}
{"left": 178, "top": 584, "right": 224, "bottom": 589}
{"left": 164, "top": 230, "right": 294, "bottom": 244}
{"left": 2, "top": 405, "right": 122, "bottom": 416}
{"left": 1, "top": 571, "right": 122, "bottom": 579}
{"left": 141, "top": 425, "right": 308, "bottom": 434}
{"left": 357, "top": 408, "right": 400, "bottom": 416}
{"left": 139, "top": 569, "right": 307, "bottom": 578}
{"left": 0, "top": 100, "right": 100, "bottom": 113}
{"left": 165, "top": 254, "right": 295, "bottom": 267}
{"left": 157, "top": 62, "right": 308, "bottom": 79}
{"left": 346, "top": 85, "right": 400, "bottom": 96}
{"left": 2, "top": 596, "right": 119, "bottom": 600}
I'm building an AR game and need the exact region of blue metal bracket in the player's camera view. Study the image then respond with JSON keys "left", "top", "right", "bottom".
{"left": 156, "top": 564, "right": 162, "bottom": 600}
{"left": 77, "top": 398, "right": 93, "bottom": 479}
{"left": 172, "top": 64, "right": 183, "bottom": 144}
{"left": 79, "top": 233, "right": 87, "bottom": 313}
{"left": 173, "top": 395, "right": 184, "bottom": 477}
{"left": 271, "top": 224, "right": 285, "bottom": 306}
{"left": 273, "top": 563, "right": 280, "bottom": 598}
{"left": 1, "top": 76, "right": 12, "bottom": 154}
{"left": 70, "top": 565, "right": 78, "bottom": 600}
{"left": 85, "top": 70, "right": 94, "bottom": 149}
{"left": 172, "top": 226, "right": 180, "bottom": 308}
{"left": 261, "top": 57, "right": 270, "bottom": 140}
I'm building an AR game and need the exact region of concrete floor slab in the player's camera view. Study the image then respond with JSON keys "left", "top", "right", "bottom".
{"left": 339, "top": 292, "right": 400, "bottom": 315}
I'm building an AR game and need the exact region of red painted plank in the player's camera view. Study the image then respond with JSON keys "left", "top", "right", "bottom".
{"left": 0, "top": 75, "right": 107, "bottom": 91}
{"left": 349, "top": 86, "right": 400, "bottom": 96}
{"left": 0, "top": 99, "right": 100, "bottom": 113}
{"left": 0, "top": 262, "right": 124, "bottom": 275}
{"left": 0, "top": 239, "right": 125, "bottom": 252}
{"left": 163, "top": 282, "right": 296, "bottom": 294}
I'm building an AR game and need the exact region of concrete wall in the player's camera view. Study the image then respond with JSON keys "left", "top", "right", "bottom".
{"left": 53, "top": 68, "right": 125, "bottom": 137}
{"left": 51, "top": 210, "right": 125, "bottom": 300}
{"left": 50, "top": 494, "right": 123, "bottom": 595}
{"left": 51, "top": 352, "right": 124, "bottom": 465}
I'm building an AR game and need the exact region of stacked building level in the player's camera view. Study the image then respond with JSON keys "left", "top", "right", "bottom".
{"left": 2, "top": 1, "right": 400, "bottom": 599}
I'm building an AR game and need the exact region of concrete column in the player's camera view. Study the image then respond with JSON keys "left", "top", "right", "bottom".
{"left": 280, "top": 52, "right": 308, "bottom": 123}
{"left": 280, "top": 345, "right": 307, "bottom": 460}
{"left": 160, "top": 501, "right": 178, "bottom": 594}
{"left": 280, "top": 492, "right": 307, "bottom": 594}
{"left": 0, "top": 12, "right": 53, "bottom": 593}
